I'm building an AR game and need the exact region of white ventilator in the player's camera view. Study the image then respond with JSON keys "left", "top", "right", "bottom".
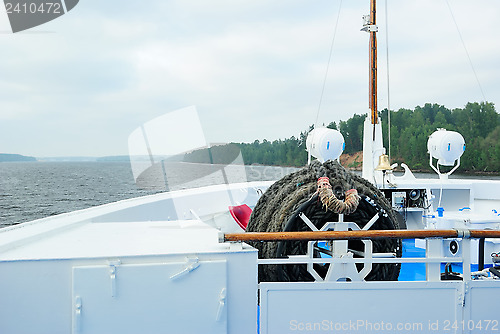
{"left": 306, "top": 128, "right": 345, "bottom": 163}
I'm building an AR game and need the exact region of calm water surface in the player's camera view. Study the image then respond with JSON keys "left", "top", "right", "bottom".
{"left": 0, "top": 161, "right": 297, "bottom": 227}
{"left": 1, "top": 162, "right": 498, "bottom": 228}
{"left": 0, "top": 162, "right": 151, "bottom": 227}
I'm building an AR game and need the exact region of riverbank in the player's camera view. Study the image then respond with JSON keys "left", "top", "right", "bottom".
{"left": 338, "top": 151, "right": 500, "bottom": 176}
{"left": 340, "top": 152, "right": 363, "bottom": 171}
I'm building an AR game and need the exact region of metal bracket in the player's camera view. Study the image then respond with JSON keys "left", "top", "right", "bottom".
{"left": 218, "top": 231, "right": 225, "bottom": 243}
{"left": 361, "top": 25, "right": 378, "bottom": 32}
{"left": 361, "top": 15, "right": 378, "bottom": 33}
{"left": 362, "top": 213, "right": 379, "bottom": 230}
{"left": 299, "top": 212, "right": 319, "bottom": 231}
{"left": 458, "top": 282, "right": 470, "bottom": 307}
{"left": 215, "top": 288, "right": 227, "bottom": 322}
{"left": 108, "top": 260, "right": 121, "bottom": 297}
{"left": 454, "top": 228, "right": 471, "bottom": 238}
{"left": 74, "top": 296, "right": 82, "bottom": 333}
{"left": 170, "top": 257, "right": 200, "bottom": 280}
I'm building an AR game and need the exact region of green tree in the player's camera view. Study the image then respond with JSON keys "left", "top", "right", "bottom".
{"left": 193, "top": 102, "right": 499, "bottom": 171}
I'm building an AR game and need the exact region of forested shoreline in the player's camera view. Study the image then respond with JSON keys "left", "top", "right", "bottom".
{"left": 0, "top": 153, "right": 36, "bottom": 162}
{"left": 186, "top": 102, "right": 500, "bottom": 174}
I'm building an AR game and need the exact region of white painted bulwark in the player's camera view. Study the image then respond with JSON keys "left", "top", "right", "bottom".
{"left": 0, "top": 182, "right": 264, "bottom": 334}
{"left": 259, "top": 281, "right": 500, "bottom": 334}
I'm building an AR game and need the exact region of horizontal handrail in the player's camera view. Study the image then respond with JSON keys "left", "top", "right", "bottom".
{"left": 222, "top": 229, "right": 500, "bottom": 242}
{"left": 257, "top": 257, "right": 462, "bottom": 265}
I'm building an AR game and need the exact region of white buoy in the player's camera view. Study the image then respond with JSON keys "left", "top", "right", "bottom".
{"left": 306, "top": 128, "right": 345, "bottom": 163}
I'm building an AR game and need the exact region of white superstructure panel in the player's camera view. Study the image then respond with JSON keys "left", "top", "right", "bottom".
{"left": 0, "top": 220, "right": 225, "bottom": 261}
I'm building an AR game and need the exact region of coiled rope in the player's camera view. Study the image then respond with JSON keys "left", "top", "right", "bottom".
{"left": 246, "top": 160, "right": 401, "bottom": 282}
{"left": 317, "top": 176, "right": 360, "bottom": 214}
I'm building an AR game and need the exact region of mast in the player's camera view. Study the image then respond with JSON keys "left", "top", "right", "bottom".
{"left": 369, "top": 0, "right": 378, "bottom": 125}
{"left": 362, "top": 0, "right": 387, "bottom": 185}
{"left": 362, "top": 0, "right": 379, "bottom": 126}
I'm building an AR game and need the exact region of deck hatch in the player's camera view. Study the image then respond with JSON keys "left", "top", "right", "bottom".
{"left": 72, "top": 260, "right": 227, "bottom": 334}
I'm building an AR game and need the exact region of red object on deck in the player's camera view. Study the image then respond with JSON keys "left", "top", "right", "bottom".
{"left": 229, "top": 204, "right": 252, "bottom": 230}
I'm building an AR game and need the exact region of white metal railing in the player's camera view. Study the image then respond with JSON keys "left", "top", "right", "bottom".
{"left": 223, "top": 227, "right": 500, "bottom": 282}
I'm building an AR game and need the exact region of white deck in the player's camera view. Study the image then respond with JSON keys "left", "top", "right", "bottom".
{"left": 0, "top": 220, "right": 231, "bottom": 261}
{"left": 0, "top": 181, "right": 272, "bottom": 257}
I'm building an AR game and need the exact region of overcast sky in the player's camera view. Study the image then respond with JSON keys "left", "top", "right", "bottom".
{"left": 1, "top": 0, "right": 499, "bottom": 157}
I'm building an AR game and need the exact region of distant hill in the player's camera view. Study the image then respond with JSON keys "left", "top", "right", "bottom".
{"left": 96, "top": 155, "right": 130, "bottom": 162}
{"left": 0, "top": 153, "right": 37, "bottom": 162}
{"left": 37, "top": 156, "right": 134, "bottom": 162}
{"left": 35, "top": 156, "right": 134, "bottom": 162}
{"left": 37, "top": 156, "right": 97, "bottom": 162}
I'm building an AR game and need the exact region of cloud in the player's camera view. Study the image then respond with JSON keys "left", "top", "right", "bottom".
{"left": 0, "top": 0, "right": 499, "bottom": 157}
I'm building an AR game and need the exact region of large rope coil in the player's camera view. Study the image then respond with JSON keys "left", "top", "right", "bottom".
{"left": 246, "top": 160, "right": 402, "bottom": 282}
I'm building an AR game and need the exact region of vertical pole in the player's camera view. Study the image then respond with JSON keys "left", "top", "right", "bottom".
{"left": 478, "top": 237, "right": 485, "bottom": 271}
{"left": 369, "top": 0, "right": 378, "bottom": 126}
{"left": 426, "top": 238, "right": 441, "bottom": 282}
{"left": 362, "top": 0, "right": 383, "bottom": 182}
{"left": 462, "top": 238, "right": 472, "bottom": 281}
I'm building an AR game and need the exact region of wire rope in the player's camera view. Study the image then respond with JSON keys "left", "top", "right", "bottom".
{"left": 314, "top": 0, "right": 343, "bottom": 129}
{"left": 445, "top": 0, "right": 487, "bottom": 102}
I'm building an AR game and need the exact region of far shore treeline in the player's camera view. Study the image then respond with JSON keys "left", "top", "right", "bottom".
{"left": 0, "top": 153, "right": 36, "bottom": 162}
{"left": 185, "top": 102, "right": 500, "bottom": 173}
{"left": 4, "top": 102, "right": 499, "bottom": 174}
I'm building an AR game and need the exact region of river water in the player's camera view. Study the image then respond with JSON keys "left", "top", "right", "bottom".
{"left": 0, "top": 161, "right": 298, "bottom": 227}
{"left": 1, "top": 161, "right": 498, "bottom": 228}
